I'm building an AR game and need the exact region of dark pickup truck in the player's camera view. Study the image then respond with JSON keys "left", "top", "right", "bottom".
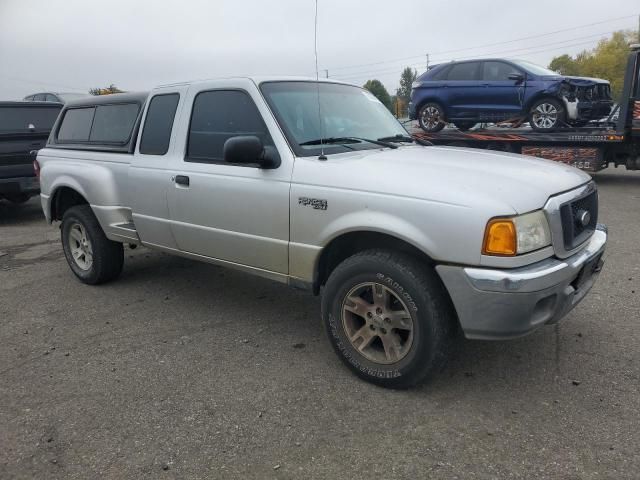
{"left": 0, "top": 101, "right": 62, "bottom": 204}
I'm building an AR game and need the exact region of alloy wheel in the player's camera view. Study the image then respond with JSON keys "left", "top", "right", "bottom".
{"left": 68, "top": 223, "right": 93, "bottom": 270}
{"left": 420, "top": 105, "right": 443, "bottom": 130}
{"left": 341, "top": 282, "right": 414, "bottom": 364}
{"left": 532, "top": 103, "right": 558, "bottom": 129}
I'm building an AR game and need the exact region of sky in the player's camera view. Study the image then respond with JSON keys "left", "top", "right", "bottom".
{"left": 0, "top": 0, "right": 637, "bottom": 100}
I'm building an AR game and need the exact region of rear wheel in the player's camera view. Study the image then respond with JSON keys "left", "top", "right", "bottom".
{"left": 529, "top": 98, "right": 565, "bottom": 132}
{"left": 61, "top": 205, "right": 124, "bottom": 284}
{"left": 321, "top": 250, "right": 456, "bottom": 388}
{"left": 418, "top": 103, "right": 446, "bottom": 133}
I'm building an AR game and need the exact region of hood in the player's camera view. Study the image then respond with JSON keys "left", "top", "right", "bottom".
{"left": 299, "top": 145, "right": 591, "bottom": 214}
{"left": 539, "top": 75, "right": 610, "bottom": 86}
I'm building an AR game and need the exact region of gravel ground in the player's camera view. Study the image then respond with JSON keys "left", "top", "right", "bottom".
{"left": 1, "top": 168, "right": 639, "bottom": 479}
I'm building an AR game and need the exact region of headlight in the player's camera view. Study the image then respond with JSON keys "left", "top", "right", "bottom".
{"left": 411, "top": 81, "right": 421, "bottom": 88}
{"left": 482, "top": 210, "right": 551, "bottom": 256}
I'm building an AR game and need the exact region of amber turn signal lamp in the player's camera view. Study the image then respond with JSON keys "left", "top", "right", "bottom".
{"left": 482, "top": 219, "right": 517, "bottom": 256}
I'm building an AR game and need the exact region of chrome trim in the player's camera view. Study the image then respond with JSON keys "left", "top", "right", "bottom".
{"left": 465, "top": 227, "right": 606, "bottom": 293}
{"left": 436, "top": 224, "right": 607, "bottom": 340}
{"left": 543, "top": 181, "right": 597, "bottom": 259}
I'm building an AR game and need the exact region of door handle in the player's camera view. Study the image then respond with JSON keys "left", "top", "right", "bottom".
{"left": 174, "top": 175, "right": 190, "bottom": 186}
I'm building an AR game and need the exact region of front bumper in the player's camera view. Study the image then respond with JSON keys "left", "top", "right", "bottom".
{"left": 577, "top": 99, "right": 613, "bottom": 120}
{"left": 436, "top": 225, "right": 607, "bottom": 340}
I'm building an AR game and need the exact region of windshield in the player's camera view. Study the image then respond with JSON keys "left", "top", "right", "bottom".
{"left": 511, "top": 60, "right": 560, "bottom": 76}
{"left": 260, "top": 81, "right": 407, "bottom": 157}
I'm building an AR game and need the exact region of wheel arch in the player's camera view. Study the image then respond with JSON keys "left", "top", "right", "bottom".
{"left": 414, "top": 97, "right": 450, "bottom": 119}
{"left": 524, "top": 91, "right": 562, "bottom": 113}
{"left": 313, "top": 230, "right": 436, "bottom": 295}
{"left": 50, "top": 185, "right": 89, "bottom": 221}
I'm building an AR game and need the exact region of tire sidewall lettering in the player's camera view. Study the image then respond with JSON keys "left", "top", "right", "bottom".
{"left": 328, "top": 313, "right": 402, "bottom": 379}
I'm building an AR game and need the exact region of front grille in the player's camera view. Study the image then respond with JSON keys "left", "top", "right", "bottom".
{"left": 559, "top": 189, "right": 598, "bottom": 251}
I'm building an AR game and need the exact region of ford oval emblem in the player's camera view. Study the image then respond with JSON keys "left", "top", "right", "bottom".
{"left": 577, "top": 210, "right": 591, "bottom": 227}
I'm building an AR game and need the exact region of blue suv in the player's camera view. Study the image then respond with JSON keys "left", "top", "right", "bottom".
{"left": 409, "top": 59, "right": 612, "bottom": 132}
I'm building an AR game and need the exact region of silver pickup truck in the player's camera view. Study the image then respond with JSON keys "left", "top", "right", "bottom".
{"left": 37, "top": 78, "right": 607, "bottom": 388}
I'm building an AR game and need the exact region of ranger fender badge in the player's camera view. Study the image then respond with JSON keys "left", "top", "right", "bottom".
{"left": 298, "top": 197, "right": 328, "bottom": 211}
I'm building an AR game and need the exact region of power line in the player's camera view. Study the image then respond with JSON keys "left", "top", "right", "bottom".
{"left": 323, "top": 13, "right": 638, "bottom": 73}
{"left": 0, "top": 75, "right": 89, "bottom": 93}
{"left": 332, "top": 31, "right": 625, "bottom": 81}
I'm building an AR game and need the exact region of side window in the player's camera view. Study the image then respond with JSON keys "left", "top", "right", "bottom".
{"left": 186, "top": 90, "right": 272, "bottom": 164}
{"left": 483, "top": 61, "right": 521, "bottom": 81}
{"left": 89, "top": 103, "right": 140, "bottom": 143}
{"left": 57, "top": 107, "right": 95, "bottom": 142}
{"left": 34, "top": 94, "right": 46, "bottom": 101}
{"left": 447, "top": 62, "right": 480, "bottom": 81}
{"left": 139, "top": 94, "right": 180, "bottom": 155}
{"left": 429, "top": 65, "right": 450, "bottom": 81}
{"left": 45, "top": 94, "right": 59, "bottom": 102}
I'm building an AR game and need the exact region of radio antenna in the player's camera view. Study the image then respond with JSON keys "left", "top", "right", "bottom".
{"left": 314, "top": 0, "right": 326, "bottom": 160}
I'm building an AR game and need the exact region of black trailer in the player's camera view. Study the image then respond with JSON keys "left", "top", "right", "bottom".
{"left": 411, "top": 46, "right": 640, "bottom": 173}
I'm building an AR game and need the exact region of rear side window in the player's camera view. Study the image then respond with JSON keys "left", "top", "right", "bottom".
{"left": 89, "top": 104, "right": 139, "bottom": 143}
{"left": 187, "top": 90, "right": 272, "bottom": 163}
{"left": 57, "top": 107, "right": 94, "bottom": 141}
{"left": 428, "top": 65, "right": 450, "bottom": 81}
{"left": 139, "top": 94, "right": 180, "bottom": 155}
{"left": 482, "top": 61, "right": 521, "bottom": 81}
{"left": 56, "top": 103, "right": 140, "bottom": 145}
{"left": 447, "top": 62, "right": 480, "bottom": 81}
{"left": 0, "top": 106, "right": 61, "bottom": 134}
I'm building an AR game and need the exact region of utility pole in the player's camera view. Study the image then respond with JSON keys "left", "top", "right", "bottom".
{"left": 426, "top": 53, "right": 430, "bottom": 70}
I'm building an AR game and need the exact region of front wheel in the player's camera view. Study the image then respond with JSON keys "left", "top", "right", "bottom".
{"left": 61, "top": 205, "right": 124, "bottom": 285}
{"left": 321, "top": 250, "right": 456, "bottom": 388}
{"left": 418, "top": 103, "right": 446, "bottom": 133}
{"left": 529, "top": 98, "right": 565, "bottom": 132}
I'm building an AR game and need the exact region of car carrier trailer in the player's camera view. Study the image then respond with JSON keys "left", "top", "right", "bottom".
{"left": 411, "top": 46, "right": 640, "bottom": 173}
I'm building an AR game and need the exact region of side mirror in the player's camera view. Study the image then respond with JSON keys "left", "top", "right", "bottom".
{"left": 508, "top": 73, "right": 525, "bottom": 83}
{"left": 223, "top": 135, "right": 280, "bottom": 169}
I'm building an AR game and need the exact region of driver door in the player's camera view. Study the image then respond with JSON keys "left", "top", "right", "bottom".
{"left": 166, "top": 81, "right": 294, "bottom": 274}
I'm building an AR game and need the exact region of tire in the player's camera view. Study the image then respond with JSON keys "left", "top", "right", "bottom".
{"left": 61, "top": 205, "right": 124, "bottom": 285}
{"left": 418, "top": 102, "right": 446, "bottom": 133}
{"left": 528, "top": 98, "right": 565, "bottom": 132}
{"left": 321, "top": 250, "right": 456, "bottom": 388}
{"left": 453, "top": 121, "right": 476, "bottom": 131}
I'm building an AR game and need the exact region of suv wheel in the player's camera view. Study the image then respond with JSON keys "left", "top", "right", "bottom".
{"left": 61, "top": 205, "right": 124, "bottom": 284}
{"left": 529, "top": 98, "right": 565, "bottom": 132}
{"left": 321, "top": 250, "right": 455, "bottom": 388}
{"left": 418, "top": 103, "right": 446, "bottom": 132}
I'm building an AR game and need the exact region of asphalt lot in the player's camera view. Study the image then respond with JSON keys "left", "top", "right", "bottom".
{"left": 1, "top": 168, "right": 639, "bottom": 479}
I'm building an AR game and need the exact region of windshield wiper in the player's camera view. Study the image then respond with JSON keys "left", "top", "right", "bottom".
{"left": 299, "top": 136, "right": 398, "bottom": 149}
{"left": 377, "top": 134, "right": 433, "bottom": 146}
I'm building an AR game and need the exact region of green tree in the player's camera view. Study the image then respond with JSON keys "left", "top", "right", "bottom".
{"left": 548, "top": 54, "right": 581, "bottom": 76}
{"left": 548, "top": 30, "right": 637, "bottom": 100}
{"left": 396, "top": 67, "right": 417, "bottom": 103}
{"left": 89, "top": 84, "right": 124, "bottom": 96}
{"left": 363, "top": 79, "right": 392, "bottom": 111}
